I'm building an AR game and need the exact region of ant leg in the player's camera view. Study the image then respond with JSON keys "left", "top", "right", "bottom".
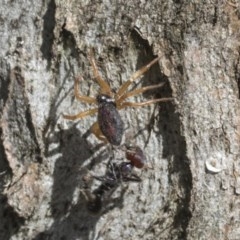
{"left": 118, "top": 97, "right": 174, "bottom": 109}
{"left": 116, "top": 83, "right": 165, "bottom": 105}
{"left": 123, "top": 174, "right": 142, "bottom": 182}
{"left": 63, "top": 108, "right": 98, "bottom": 120}
{"left": 80, "top": 189, "right": 94, "bottom": 201}
{"left": 90, "top": 122, "right": 108, "bottom": 143}
{"left": 74, "top": 76, "right": 97, "bottom": 103}
{"left": 116, "top": 55, "right": 162, "bottom": 99}
{"left": 89, "top": 49, "right": 113, "bottom": 96}
{"left": 80, "top": 189, "right": 103, "bottom": 214}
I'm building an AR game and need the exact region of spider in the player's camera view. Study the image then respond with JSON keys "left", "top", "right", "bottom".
{"left": 63, "top": 49, "right": 173, "bottom": 145}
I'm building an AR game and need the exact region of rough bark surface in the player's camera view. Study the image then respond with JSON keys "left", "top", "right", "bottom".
{"left": 0, "top": 0, "right": 240, "bottom": 239}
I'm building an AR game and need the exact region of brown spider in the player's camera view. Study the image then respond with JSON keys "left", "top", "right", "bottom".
{"left": 63, "top": 50, "right": 173, "bottom": 145}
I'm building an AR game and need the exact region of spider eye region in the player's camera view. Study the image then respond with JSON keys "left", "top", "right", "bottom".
{"left": 97, "top": 95, "right": 124, "bottom": 146}
{"left": 96, "top": 94, "right": 115, "bottom": 105}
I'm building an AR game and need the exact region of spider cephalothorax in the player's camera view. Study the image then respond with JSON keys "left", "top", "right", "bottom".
{"left": 63, "top": 49, "right": 173, "bottom": 145}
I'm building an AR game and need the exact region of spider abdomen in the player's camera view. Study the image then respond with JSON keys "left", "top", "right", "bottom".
{"left": 97, "top": 98, "right": 124, "bottom": 145}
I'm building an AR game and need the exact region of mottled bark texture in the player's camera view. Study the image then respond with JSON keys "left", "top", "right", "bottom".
{"left": 0, "top": 0, "right": 240, "bottom": 239}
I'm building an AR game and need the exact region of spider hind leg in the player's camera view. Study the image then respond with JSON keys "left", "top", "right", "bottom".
{"left": 90, "top": 122, "right": 109, "bottom": 144}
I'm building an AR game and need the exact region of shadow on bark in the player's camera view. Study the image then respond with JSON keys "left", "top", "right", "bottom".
{"left": 159, "top": 92, "right": 192, "bottom": 239}
{"left": 34, "top": 123, "right": 128, "bottom": 240}
{"left": 40, "top": 0, "right": 56, "bottom": 69}
{"left": 0, "top": 195, "right": 25, "bottom": 240}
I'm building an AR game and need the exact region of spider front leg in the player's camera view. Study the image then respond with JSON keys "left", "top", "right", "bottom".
{"left": 118, "top": 97, "right": 173, "bottom": 109}
{"left": 63, "top": 108, "right": 98, "bottom": 120}
{"left": 116, "top": 81, "right": 173, "bottom": 109}
{"left": 63, "top": 76, "right": 98, "bottom": 120}
{"left": 89, "top": 49, "right": 113, "bottom": 96}
{"left": 90, "top": 122, "right": 108, "bottom": 143}
{"left": 117, "top": 82, "right": 165, "bottom": 104}
{"left": 74, "top": 76, "right": 97, "bottom": 103}
{"left": 115, "top": 55, "right": 162, "bottom": 99}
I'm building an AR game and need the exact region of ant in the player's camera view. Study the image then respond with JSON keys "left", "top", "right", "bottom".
{"left": 82, "top": 145, "right": 146, "bottom": 213}
{"left": 125, "top": 144, "right": 147, "bottom": 169}
{"left": 63, "top": 49, "right": 173, "bottom": 145}
{"left": 82, "top": 162, "right": 141, "bottom": 213}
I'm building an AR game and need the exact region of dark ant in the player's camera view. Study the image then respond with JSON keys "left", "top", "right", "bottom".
{"left": 63, "top": 49, "right": 173, "bottom": 145}
{"left": 82, "top": 160, "right": 141, "bottom": 214}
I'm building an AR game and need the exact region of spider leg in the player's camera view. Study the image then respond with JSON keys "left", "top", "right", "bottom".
{"left": 89, "top": 49, "right": 113, "bottom": 96}
{"left": 116, "top": 83, "right": 165, "bottom": 105}
{"left": 90, "top": 122, "right": 109, "bottom": 143}
{"left": 118, "top": 97, "right": 173, "bottom": 109}
{"left": 74, "top": 76, "right": 97, "bottom": 103}
{"left": 63, "top": 108, "right": 98, "bottom": 120}
{"left": 116, "top": 55, "right": 162, "bottom": 99}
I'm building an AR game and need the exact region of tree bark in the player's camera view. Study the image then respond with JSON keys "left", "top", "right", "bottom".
{"left": 1, "top": 0, "right": 240, "bottom": 239}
